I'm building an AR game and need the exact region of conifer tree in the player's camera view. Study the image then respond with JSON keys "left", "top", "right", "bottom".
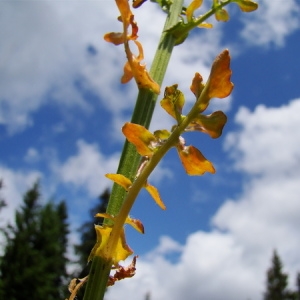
{"left": 0, "top": 182, "right": 69, "bottom": 300}
{"left": 264, "top": 250, "right": 297, "bottom": 300}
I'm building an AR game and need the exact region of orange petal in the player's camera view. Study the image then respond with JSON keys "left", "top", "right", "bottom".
{"left": 122, "top": 122, "right": 157, "bottom": 156}
{"left": 144, "top": 182, "right": 166, "bottom": 210}
{"left": 105, "top": 173, "right": 132, "bottom": 191}
{"left": 207, "top": 49, "right": 234, "bottom": 99}
{"left": 177, "top": 145, "right": 215, "bottom": 175}
{"left": 186, "top": 0, "right": 203, "bottom": 22}
{"left": 125, "top": 216, "right": 144, "bottom": 233}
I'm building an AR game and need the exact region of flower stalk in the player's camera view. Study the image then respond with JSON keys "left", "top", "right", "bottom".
{"left": 66, "top": 1, "right": 259, "bottom": 300}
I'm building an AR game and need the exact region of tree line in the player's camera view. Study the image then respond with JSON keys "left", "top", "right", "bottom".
{"left": 0, "top": 180, "right": 299, "bottom": 299}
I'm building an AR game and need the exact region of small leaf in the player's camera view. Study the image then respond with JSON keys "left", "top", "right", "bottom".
{"left": 144, "top": 182, "right": 166, "bottom": 210}
{"left": 105, "top": 173, "right": 132, "bottom": 191}
{"left": 215, "top": 8, "right": 230, "bottom": 22}
{"left": 186, "top": 111, "right": 227, "bottom": 138}
{"left": 160, "top": 84, "right": 185, "bottom": 123}
{"left": 125, "top": 216, "right": 144, "bottom": 233}
{"left": 122, "top": 122, "right": 158, "bottom": 156}
{"left": 206, "top": 49, "right": 234, "bottom": 99}
{"left": 186, "top": 0, "right": 203, "bottom": 22}
{"left": 177, "top": 145, "right": 215, "bottom": 175}
{"left": 233, "top": 0, "right": 258, "bottom": 12}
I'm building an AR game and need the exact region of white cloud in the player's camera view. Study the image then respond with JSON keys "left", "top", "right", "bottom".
{"left": 56, "top": 140, "right": 120, "bottom": 198}
{"left": 0, "top": 166, "right": 41, "bottom": 253}
{"left": 240, "top": 0, "right": 300, "bottom": 47}
{"left": 106, "top": 98, "right": 300, "bottom": 300}
{"left": 224, "top": 98, "right": 300, "bottom": 176}
{"left": 0, "top": 0, "right": 271, "bottom": 135}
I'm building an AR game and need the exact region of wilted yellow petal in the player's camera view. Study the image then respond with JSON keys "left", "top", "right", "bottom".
{"left": 177, "top": 145, "right": 215, "bottom": 175}
{"left": 105, "top": 173, "right": 132, "bottom": 191}
{"left": 154, "top": 129, "right": 171, "bottom": 140}
{"left": 233, "top": 0, "right": 258, "bottom": 12}
{"left": 190, "top": 72, "right": 205, "bottom": 99}
{"left": 104, "top": 32, "right": 125, "bottom": 45}
{"left": 206, "top": 49, "right": 234, "bottom": 99}
{"left": 90, "top": 225, "right": 133, "bottom": 264}
{"left": 129, "top": 41, "right": 160, "bottom": 94}
{"left": 122, "top": 122, "right": 157, "bottom": 156}
{"left": 186, "top": 0, "right": 203, "bottom": 22}
{"left": 125, "top": 216, "right": 144, "bottom": 233}
{"left": 187, "top": 111, "right": 227, "bottom": 139}
{"left": 144, "top": 182, "right": 166, "bottom": 210}
{"left": 132, "top": 0, "right": 147, "bottom": 8}
{"left": 198, "top": 22, "right": 213, "bottom": 29}
{"left": 215, "top": 8, "right": 230, "bottom": 22}
{"left": 116, "top": 0, "right": 132, "bottom": 27}
{"left": 160, "top": 84, "right": 185, "bottom": 122}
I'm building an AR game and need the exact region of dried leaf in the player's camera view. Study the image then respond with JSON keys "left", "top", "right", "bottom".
{"left": 160, "top": 84, "right": 185, "bottom": 122}
{"left": 186, "top": 0, "right": 203, "bottom": 22}
{"left": 144, "top": 182, "right": 166, "bottom": 210}
{"left": 206, "top": 49, "right": 234, "bottom": 99}
{"left": 177, "top": 145, "right": 215, "bottom": 175}
{"left": 122, "top": 122, "right": 157, "bottom": 156}
{"left": 105, "top": 173, "right": 132, "bottom": 191}
{"left": 187, "top": 111, "right": 227, "bottom": 138}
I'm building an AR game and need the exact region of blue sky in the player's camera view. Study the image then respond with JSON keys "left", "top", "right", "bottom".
{"left": 1, "top": 0, "right": 300, "bottom": 299}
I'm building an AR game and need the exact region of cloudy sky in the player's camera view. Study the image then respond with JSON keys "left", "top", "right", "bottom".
{"left": 1, "top": 0, "right": 300, "bottom": 299}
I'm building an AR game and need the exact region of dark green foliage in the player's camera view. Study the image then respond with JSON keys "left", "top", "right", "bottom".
{"left": 264, "top": 250, "right": 298, "bottom": 300}
{"left": 0, "top": 182, "right": 69, "bottom": 300}
{"left": 74, "top": 189, "right": 109, "bottom": 298}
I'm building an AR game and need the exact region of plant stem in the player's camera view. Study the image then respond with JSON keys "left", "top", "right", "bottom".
{"left": 83, "top": 2, "right": 184, "bottom": 300}
{"left": 106, "top": 0, "right": 184, "bottom": 220}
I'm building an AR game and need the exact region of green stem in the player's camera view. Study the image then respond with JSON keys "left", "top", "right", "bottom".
{"left": 83, "top": 2, "right": 184, "bottom": 300}
{"left": 106, "top": 0, "right": 184, "bottom": 222}
{"left": 102, "top": 78, "right": 209, "bottom": 265}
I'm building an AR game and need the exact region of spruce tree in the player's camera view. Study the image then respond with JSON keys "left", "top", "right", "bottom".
{"left": 264, "top": 250, "right": 297, "bottom": 300}
{"left": 0, "top": 182, "right": 69, "bottom": 300}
